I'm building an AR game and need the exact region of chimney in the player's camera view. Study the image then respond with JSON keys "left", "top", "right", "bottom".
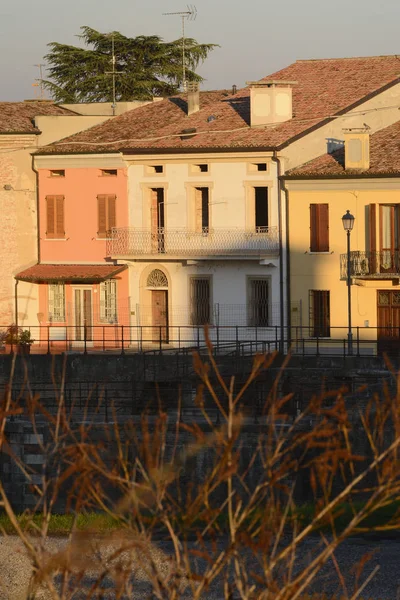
{"left": 187, "top": 82, "right": 200, "bottom": 116}
{"left": 246, "top": 80, "right": 297, "bottom": 127}
{"left": 343, "top": 127, "right": 370, "bottom": 170}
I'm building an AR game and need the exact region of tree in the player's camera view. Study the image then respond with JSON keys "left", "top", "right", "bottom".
{"left": 42, "top": 26, "right": 218, "bottom": 103}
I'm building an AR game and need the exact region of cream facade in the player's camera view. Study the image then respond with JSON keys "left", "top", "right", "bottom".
{"left": 285, "top": 176, "right": 400, "bottom": 355}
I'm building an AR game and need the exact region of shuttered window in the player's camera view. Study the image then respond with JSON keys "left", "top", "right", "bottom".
{"left": 48, "top": 283, "right": 65, "bottom": 321}
{"left": 46, "top": 196, "right": 65, "bottom": 238}
{"left": 190, "top": 277, "right": 211, "bottom": 325}
{"left": 97, "top": 195, "right": 116, "bottom": 238}
{"left": 99, "top": 280, "right": 117, "bottom": 323}
{"left": 309, "top": 290, "right": 330, "bottom": 337}
{"left": 310, "top": 204, "right": 329, "bottom": 252}
{"left": 248, "top": 278, "right": 269, "bottom": 326}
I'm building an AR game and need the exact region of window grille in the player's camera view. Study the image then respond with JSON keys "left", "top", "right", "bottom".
{"left": 190, "top": 277, "right": 211, "bottom": 325}
{"left": 248, "top": 279, "right": 269, "bottom": 326}
{"left": 48, "top": 283, "right": 65, "bottom": 321}
{"left": 100, "top": 280, "right": 117, "bottom": 323}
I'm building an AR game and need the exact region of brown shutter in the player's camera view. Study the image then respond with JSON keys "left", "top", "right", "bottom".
{"left": 107, "top": 195, "right": 116, "bottom": 231}
{"left": 369, "top": 203, "right": 377, "bottom": 274}
{"left": 194, "top": 188, "right": 202, "bottom": 232}
{"left": 310, "top": 204, "right": 318, "bottom": 251}
{"left": 319, "top": 204, "right": 329, "bottom": 252}
{"left": 97, "top": 195, "right": 107, "bottom": 238}
{"left": 46, "top": 196, "right": 55, "bottom": 237}
{"left": 55, "top": 196, "right": 65, "bottom": 237}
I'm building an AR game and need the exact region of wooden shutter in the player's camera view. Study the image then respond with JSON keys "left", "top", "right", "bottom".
{"left": 310, "top": 204, "right": 329, "bottom": 252}
{"left": 194, "top": 188, "right": 203, "bottom": 232}
{"left": 46, "top": 197, "right": 55, "bottom": 237}
{"left": 369, "top": 204, "right": 377, "bottom": 274}
{"left": 55, "top": 196, "right": 64, "bottom": 237}
{"left": 107, "top": 195, "right": 116, "bottom": 231}
{"left": 97, "top": 195, "right": 107, "bottom": 238}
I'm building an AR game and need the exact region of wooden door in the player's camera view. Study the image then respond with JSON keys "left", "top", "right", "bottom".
{"left": 74, "top": 289, "right": 93, "bottom": 342}
{"left": 377, "top": 290, "right": 400, "bottom": 355}
{"left": 152, "top": 290, "right": 168, "bottom": 342}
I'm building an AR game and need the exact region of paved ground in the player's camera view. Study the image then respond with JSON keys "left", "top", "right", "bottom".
{"left": 0, "top": 534, "right": 399, "bottom": 599}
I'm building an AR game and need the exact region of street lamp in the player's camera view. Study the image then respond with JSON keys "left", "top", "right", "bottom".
{"left": 342, "top": 210, "right": 355, "bottom": 355}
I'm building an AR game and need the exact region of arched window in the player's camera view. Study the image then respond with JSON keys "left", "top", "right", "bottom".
{"left": 146, "top": 269, "right": 168, "bottom": 288}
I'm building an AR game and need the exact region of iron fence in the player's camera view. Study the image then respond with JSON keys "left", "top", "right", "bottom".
{"left": 107, "top": 227, "right": 280, "bottom": 257}
{"left": 0, "top": 324, "right": 398, "bottom": 356}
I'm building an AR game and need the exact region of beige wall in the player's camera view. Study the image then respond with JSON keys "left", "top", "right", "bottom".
{"left": 34, "top": 115, "right": 110, "bottom": 146}
{"left": 60, "top": 99, "right": 163, "bottom": 117}
{"left": 286, "top": 177, "right": 400, "bottom": 352}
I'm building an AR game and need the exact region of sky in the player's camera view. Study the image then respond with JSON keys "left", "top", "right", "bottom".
{"left": 2, "top": 0, "right": 400, "bottom": 101}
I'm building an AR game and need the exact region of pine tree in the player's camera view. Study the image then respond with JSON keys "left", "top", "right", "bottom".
{"left": 43, "top": 26, "right": 218, "bottom": 103}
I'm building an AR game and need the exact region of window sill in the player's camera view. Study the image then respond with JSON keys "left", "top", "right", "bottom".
{"left": 44, "top": 238, "right": 67, "bottom": 242}
{"left": 96, "top": 238, "right": 111, "bottom": 241}
{"left": 306, "top": 251, "right": 333, "bottom": 255}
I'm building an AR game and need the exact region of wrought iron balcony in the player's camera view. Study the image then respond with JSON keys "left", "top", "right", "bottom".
{"left": 340, "top": 251, "right": 400, "bottom": 279}
{"left": 107, "top": 227, "right": 280, "bottom": 258}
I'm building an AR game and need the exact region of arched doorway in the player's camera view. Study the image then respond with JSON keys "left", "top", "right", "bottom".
{"left": 147, "top": 269, "right": 169, "bottom": 342}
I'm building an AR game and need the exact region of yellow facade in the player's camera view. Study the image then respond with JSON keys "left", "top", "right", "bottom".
{"left": 285, "top": 178, "right": 400, "bottom": 355}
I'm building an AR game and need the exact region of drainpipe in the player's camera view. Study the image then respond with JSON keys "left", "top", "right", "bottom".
{"left": 31, "top": 155, "right": 40, "bottom": 264}
{"left": 271, "top": 151, "right": 286, "bottom": 353}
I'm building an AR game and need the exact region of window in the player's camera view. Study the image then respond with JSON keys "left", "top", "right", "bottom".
{"left": 46, "top": 195, "right": 65, "bottom": 238}
{"left": 190, "top": 277, "right": 211, "bottom": 325}
{"left": 101, "top": 169, "right": 117, "bottom": 177}
{"left": 194, "top": 187, "right": 209, "bottom": 233}
{"left": 309, "top": 290, "right": 330, "bottom": 337}
{"left": 191, "top": 163, "right": 209, "bottom": 173}
{"left": 99, "top": 280, "right": 117, "bottom": 323}
{"left": 50, "top": 169, "right": 65, "bottom": 177}
{"left": 97, "top": 195, "right": 116, "bottom": 238}
{"left": 310, "top": 204, "right": 329, "bottom": 252}
{"left": 248, "top": 278, "right": 269, "bottom": 326}
{"left": 146, "top": 165, "right": 164, "bottom": 174}
{"left": 248, "top": 162, "right": 268, "bottom": 174}
{"left": 48, "top": 283, "right": 65, "bottom": 321}
{"left": 256, "top": 163, "right": 267, "bottom": 172}
{"left": 255, "top": 187, "right": 268, "bottom": 232}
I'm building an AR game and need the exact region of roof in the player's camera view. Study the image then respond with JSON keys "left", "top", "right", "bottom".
{"left": 37, "top": 55, "right": 400, "bottom": 154}
{"left": 15, "top": 264, "right": 127, "bottom": 283}
{"left": 285, "top": 120, "right": 400, "bottom": 178}
{"left": 0, "top": 102, "right": 76, "bottom": 134}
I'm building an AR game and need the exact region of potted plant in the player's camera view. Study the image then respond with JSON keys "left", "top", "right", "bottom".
{"left": 5, "top": 325, "right": 34, "bottom": 354}
{"left": 0, "top": 329, "right": 6, "bottom": 353}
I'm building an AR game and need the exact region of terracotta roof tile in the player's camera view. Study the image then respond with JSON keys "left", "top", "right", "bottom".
{"left": 15, "top": 264, "right": 126, "bottom": 282}
{"left": 0, "top": 102, "right": 76, "bottom": 134}
{"left": 286, "top": 120, "right": 400, "bottom": 177}
{"left": 37, "top": 56, "right": 400, "bottom": 154}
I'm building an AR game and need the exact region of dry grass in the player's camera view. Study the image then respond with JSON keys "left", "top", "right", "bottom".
{"left": 0, "top": 331, "right": 399, "bottom": 598}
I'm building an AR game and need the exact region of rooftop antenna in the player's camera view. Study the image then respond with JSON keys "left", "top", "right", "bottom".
{"left": 32, "top": 64, "right": 46, "bottom": 100}
{"left": 105, "top": 34, "right": 125, "bottom": 116}
{"left": 163, "top": 5, "right": 197, "bottom": 92}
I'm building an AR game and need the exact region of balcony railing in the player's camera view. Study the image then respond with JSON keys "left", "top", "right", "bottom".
{"left": 107, "top": 227, "right": 279, "bottom": 257}
{"left": 340, "top": 250, "right": 400, "bottom": 279}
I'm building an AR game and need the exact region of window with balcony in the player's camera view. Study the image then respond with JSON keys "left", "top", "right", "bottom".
{"left": 309, "top": 290, "right": 330, "bottom": 337}
{"left": 97, "top": 195, "right": 116, "bottom": 238}
{"left": 310, "top": 204, "right": 329, "bottom": 252}
{"left": 194, "top": 187, "right": 210, "bottom": 233}
{"left": 247, "top": 278, "right": 269, "bottom": 326}
{"left": 99, "top": 280, "right": 117, "bottom": 323}
{"left": 255, "top": 187, "right": 268, "bottom": 232}
{"left": 380, "top": 205, "right": 400, "bottom": 271}
{"left": 48, "top": 283, "right": 65, "bottom": 321}
{"left": 190, "top": 277, "right": 211, "bottom": 325}
{"left": 46, "top": 195, "right": 65, "bottom": 238}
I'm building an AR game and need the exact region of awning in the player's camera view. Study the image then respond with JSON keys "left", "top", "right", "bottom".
{"left": 15, "top": 264, "right": 127, "bottom": 283}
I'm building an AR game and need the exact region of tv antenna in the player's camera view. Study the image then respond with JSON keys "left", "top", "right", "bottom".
{"left": 32, "top": 64, "right": 46, "bottom": 100}
{"left": 105, "top": 34, "right": 125, "bottom": 116}
{"left": 163, "top": 5, "right": 197, "bottom": 92}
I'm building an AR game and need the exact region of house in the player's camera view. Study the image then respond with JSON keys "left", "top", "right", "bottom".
{"left": 24, "top": 56, "right": 400, "bottom": 351}
{"left": 284, "top": 120, "right": 400, "bottom": 355}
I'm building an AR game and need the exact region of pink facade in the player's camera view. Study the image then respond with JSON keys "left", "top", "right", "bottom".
{"left": 38, "top": 167, "right": 128, "bottom": 262}
{"left": 32, "top": 165, "right": 130, "bottom": 351}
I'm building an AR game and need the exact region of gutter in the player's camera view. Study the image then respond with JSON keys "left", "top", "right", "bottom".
{"left": 271, "top": 152, "right": 286, "bottom": 352}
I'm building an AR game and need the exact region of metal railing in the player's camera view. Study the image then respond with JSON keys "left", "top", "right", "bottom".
{"left": 0, "top": 324, "right": 399, "bottom": 357}
{"left": 340, "top": 250, "right": 400, "bottom": 279}
{"left": 106, "top": 227, "right": 280, "bottom": 257}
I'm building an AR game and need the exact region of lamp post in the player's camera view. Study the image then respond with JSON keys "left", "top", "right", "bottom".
{"left": 342, "top": 210, "right": 355, "bottom": 355}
